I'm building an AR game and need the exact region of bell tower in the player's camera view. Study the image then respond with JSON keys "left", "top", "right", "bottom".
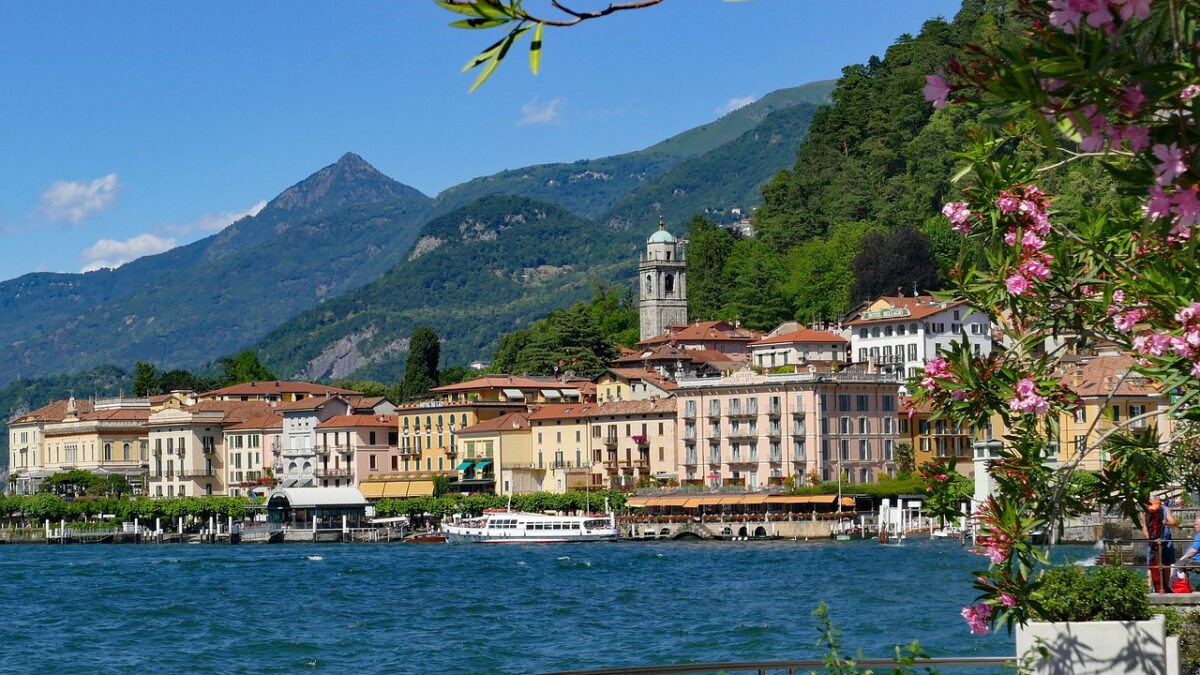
{"left": 639, "top": 217, "right": 687, "bottom": 340}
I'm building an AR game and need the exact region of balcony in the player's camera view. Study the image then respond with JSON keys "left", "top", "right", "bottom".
{"left": 632, "top": 435, "right": 649, "bottom": 447}
{"left": 683, "top": 407, "right": 697, "bottom": 419}
{"left": 683, "top": 456, "right": 698, "bottom": 466}
{"left": 316, "top": 467, "right": 352, "bottom": 479}
{"left": 603, "top": 436, "right": 619, "bottom": 449}
{"left": 727, "top": 428, "right": 757, "bottom": 440}
{"left": 767, "top": 426, "right": 782, "bottom": 437}
{"left": 769, "top": 452, "right": 783, "bottom": 462}
{"left": 727, "top": 407, "right": 755, "bottom": 418}
{"left": 632, "top": 459, "right": 649, "bottom": 470}
{"left": 768, "top": 404, "right": 782, "bottom": 415}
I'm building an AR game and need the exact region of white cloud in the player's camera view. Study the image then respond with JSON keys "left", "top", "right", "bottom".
{"left": 517, "top": 97, "right": 564, "bottom": 126}
{"left": 716, "top": 95, "right": 757, "bottom": 116}
{"left": 156, "top": 200, "right": 267, "bottom": 237}
{"left": 39, "top": 173, "right": 119, "bottom": 225}
{"left": 79, "top": 233, "right": 177, "bottom": 272}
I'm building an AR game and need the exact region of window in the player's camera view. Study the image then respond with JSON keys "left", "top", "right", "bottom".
{"left": 953, "top": 310, "right": 960, "bottom": 320}
{"left": 369, "top": 431, "right": 376, "bottom": 445}
{"left": 123, "top": 443, "right": 131, "bottom": 461}
{"left": 103, "top": 443, "right": 112, "bottom": 461}
{"left": 370, "top": 455, "right": 377, "bottom": 470}
{"left": 840, "top": 417, "right": 851, "bottom": 434}
{"left": 859, "top": 348, "right": 868, "bottom": 362}
{"left": 840, "top": 439, "right": 850, "bottom": 461}
{"left": 859, "top": 328, "right": 868, "bottom": 338}
{"left": 859, "top": 439, "right": 871, "bottom": 460}
{"left": 908, "top": 344, "right": 917, "bottom": 361}
{"left": 897, "top": 324, "right": 906, "bottom": 336}
{"left": 838, "top": 395, "right": 851, "bottom": 411}
{"left": 884, "top": 326, "right": 893, "bottom": 337}
{"left": 858, "top": 418, "right": 870, "bottom": 434}
{"left": 1111, "top": 405, "right": 1122, "bottom": 422}
{"left": 1074, "top": 408, "right": 1086, "bottom": 424}
{"left": 882, "top": 396, "right": 895, "bottom": 412}
{"left": 857, "top": 395, "right": 868, "bottom": 411}
{"left": 871, "top": 326, "right": 881, "bottom": 338}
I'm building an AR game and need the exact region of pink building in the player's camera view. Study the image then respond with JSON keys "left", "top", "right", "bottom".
{"left": 315, "top": 414, "right": 399, "bottom": 488}
{"left": 674, "top": 369, "right": 902, "bottom": 489}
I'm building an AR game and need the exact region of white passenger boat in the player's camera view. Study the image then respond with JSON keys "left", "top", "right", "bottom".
{"left": 442, "top": 509, "right": 620, "bottom": 543}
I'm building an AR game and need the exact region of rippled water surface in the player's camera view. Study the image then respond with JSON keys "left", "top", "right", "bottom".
{"left": 0, "top": 539, "right": 1094, "bottom": 674}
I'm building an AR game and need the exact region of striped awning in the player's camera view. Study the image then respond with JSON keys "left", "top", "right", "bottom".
{"left": 628, "top": 494, "right": 854, "bottom": 508}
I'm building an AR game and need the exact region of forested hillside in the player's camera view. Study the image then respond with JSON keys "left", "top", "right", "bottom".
{"left": 680, "top": 0, "right": 1008, "bottom": 330}
{"left": 255, "top": 195, "right": 645, "bottom": 382}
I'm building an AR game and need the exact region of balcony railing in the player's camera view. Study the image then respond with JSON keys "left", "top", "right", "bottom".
{"left": 316, "top": 467, "right": 352, "bottom": 479}
{"left": 603, "top": 437, "right": 619, "bottom": 448}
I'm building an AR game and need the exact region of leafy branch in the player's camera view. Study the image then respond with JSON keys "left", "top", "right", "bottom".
{"left": 437, "top": 0, "right": 669, "bottom": 91}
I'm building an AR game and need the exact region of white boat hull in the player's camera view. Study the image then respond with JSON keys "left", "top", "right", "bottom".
{"left": 442, "top": 510, "right": 619, "bottom": 544}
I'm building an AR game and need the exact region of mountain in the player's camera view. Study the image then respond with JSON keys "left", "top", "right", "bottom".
{"left": 256, "top": 195, "right": 643, "bottom": 381}
{"left": 0, "top": 80, "right": 834, "bottom": 389}
{"left": 0, "top": 154, "right": 434, "bottom": 384}
{"left": 599, "top": 101, "right": 822, "bottom": 232}
{"left": 431, "top": 81, "right": 835, "bottom": 218}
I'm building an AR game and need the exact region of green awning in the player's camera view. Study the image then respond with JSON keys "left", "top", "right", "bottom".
{"left": 456, "top": 460, "right": 473, "bottom": 470}
{"left": 475, "top": 459, "right": 493, "bottom": 469}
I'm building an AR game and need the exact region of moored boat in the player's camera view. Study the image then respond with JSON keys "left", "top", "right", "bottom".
{"left": 442, "top": 509, "right": 619, "bottom": 543}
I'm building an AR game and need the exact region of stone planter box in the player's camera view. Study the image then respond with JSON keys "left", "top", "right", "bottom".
{"left": 1015, "top": 614, "right": 1178, "bottom": 675}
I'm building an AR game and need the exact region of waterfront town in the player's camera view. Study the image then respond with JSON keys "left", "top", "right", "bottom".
{"left": 4, "top": 222, "right": 1172, "bottom": 515}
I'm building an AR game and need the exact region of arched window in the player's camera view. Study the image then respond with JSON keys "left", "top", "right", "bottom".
{"left": 123, "top": 443, "right": 131, "bottom": 461}
{"left": 665, "top": 274, "right": 674, "bottom": 294}
{"left": 437, "top": 415, "right": 443, "bottom": 427}
{"left": 103, "top": 443, "right": 112, "bottom": 461}
{"left": 897, "top": 324, "right": 906, "bottom": 336}
{"left": 884, "top": 326, "right": 893, "bottom": 337}
{"left": 645, "top": 274, "right": 653, "bottom": 293}
{"left": 461, "top": 414, "right": 468, "bottom": 427}
{"left": 871, "top": 326, "right": 881, "bottom": 338}
{"left": 859, "top": 328, "right": 868, "bottom": 338}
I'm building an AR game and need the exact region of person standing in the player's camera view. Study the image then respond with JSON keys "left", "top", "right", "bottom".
{"left": 1174, "top": 516, "right": 1200, "bottom": 575}
{"left": 1144, "top": 498, "right": 1177, "bottom": 593}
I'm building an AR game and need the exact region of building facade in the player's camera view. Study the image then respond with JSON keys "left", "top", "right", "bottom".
{"left": 848, "top": 296, "right": 992, "bottom": 377}
{"left": 674, "top": 369, "right": 903, "bottom": 489}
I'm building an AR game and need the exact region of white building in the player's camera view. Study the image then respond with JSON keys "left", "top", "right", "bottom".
{"left": 277, "top": 396, "right": 352, "bottom": 488}
{"left": 748, "top": 328, "right": 849, "bottom": 369}
{"left": 847, "top": 296, "right": 992, "bottom": 378}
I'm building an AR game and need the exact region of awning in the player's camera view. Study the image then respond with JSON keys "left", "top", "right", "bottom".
{"left": 406, "top": 481, "right": 435, "bottom": 497}
{"left": 360, "top": 482, "right": 385, "bottom": 499}
{"left": 475, "top": 459, "right": 493, "bottom": 469}
{"left": 502, "top": 388, "right": 525, "bottom": 400}
{"left": 626, "top": 497, "right": 649, "bottom": 508}
{"left": 382, "top": 482, "right": 410, "bottom": 498}
{"left": 541, "top": 389, "right": 562, "bottom": 400}
{"left": 562, "top": 388, "right": 581, "bottom": 397}
{"left": 456, "top": 460, "right": 473, "bottom": 470}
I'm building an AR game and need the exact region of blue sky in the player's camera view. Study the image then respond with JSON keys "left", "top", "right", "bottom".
{"left": 0, "top": 0, "right": 962, "bottom": 280}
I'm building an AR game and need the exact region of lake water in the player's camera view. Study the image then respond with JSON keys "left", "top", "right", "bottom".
{"left": 0, "top": 539, "right": 1094, "bottom": 674}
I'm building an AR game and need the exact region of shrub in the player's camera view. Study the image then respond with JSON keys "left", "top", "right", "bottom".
{"left": 1032, "top": 565, "right": 1149, "bottom": 623}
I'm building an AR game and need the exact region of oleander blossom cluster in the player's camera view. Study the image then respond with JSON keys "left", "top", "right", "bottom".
{"left": 1108, "top": 294, "right": 1200, "bottom": 378}
{"left": 1008, "top": 377, "right": 1051, "bottom": 415}
{"left": 961, "top": 603, "right": 993, "bottom": 635}
{"left": 1048, "top": 0, "right": 1151, "bottom": 35}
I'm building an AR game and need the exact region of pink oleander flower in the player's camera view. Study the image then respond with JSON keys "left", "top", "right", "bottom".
{"left": 1048, "top": 0, "right": 1083, "bottom": 32}
{"left": 999, "top": 592, "right": 1017, "bottom": 607}
{"left": 1184, "top": 84, "right": 1200, "bottom": 101}
{"left": 942, "top": 201, "right": 972, "bottom": 233}
{"left": 951, "top": 389, "right": 967, "bottom": 401}
{"left": 1123, "top": 125, "right": 1150, "bottom": 152}
{"left": 1113, "top": 311, "right": 1140, "bottom": 334}
{"left": 1171, "top": 337, "right": 1195, "bottom": 359}
{"left": 1084, "top": 0, "right": 1114, "bottom": 28}
{"left": 1113, "top": 289, "right": 1126, "bottom": 304}
{"left": 924, "top": 357, "right": 951, "bottom": 378}
{"left": 1133, "top": 332, "right": 1172, "bottom": 357}
{"left": 1177, "top": 302, "right": 1200, "bottom": 325}
{"left": 1145, "top": 187, "right": 1172, "bottom": 221}
{"left": 1173, "top": 188, "right": 1200, "bottom": 229}
{"left": 1193, "top": 361, "right": 1200, "bottom": 379}
{"left": 1005, "top": 274, "right": 1032, "bottom": 296}
{"left": 961, "top": 603, "right": 993, "bottom": 635}
{"left": 924, "top": 75, "right": 950, "bottom": 109}
{"left": 1115, "top": 0, "right": 1152, "bottom": 21}
{"left": 986, "top": 545, "right": 1006, "bottom": 564}
{"left": 1021, "top": 230, "right": 1045, "bottom": 250}
{"left": 1003, "top": 230, "right": 1018, "bottom": 246}
{"left": 1020, "top": 258, "right": 1052, "bottom": 281}
{"left": 1153, "top": 143, "right": 1187, "bottom": 186}
{"left": 1121, "top": 84, "right": 1147, "bottom": 114}
{"left": 997, "top": 195, "right": 1020, "bottom": 214}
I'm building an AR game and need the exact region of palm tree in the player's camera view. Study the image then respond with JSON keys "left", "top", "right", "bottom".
{"left": 6, "top": 471, "right": 18, "bottom": 495}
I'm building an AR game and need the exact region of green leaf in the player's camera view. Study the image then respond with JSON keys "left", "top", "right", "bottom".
{"left": 450, "top": 17, "right": 511, "bottom": 29}
{"left": 436, "top": 0, "right": 511, "bottom": 20}
{"left": 529, "top": 22, "right": 543, "bottom": 75}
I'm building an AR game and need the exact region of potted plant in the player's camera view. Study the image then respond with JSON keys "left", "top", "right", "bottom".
{"left": 1012, "top": 565, "right": 1175, "bottom": 674}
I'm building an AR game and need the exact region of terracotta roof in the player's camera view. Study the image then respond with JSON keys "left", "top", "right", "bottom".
{"left": 429, "top": 375, "right": 574, "bottom": 393}
{"left": 602, "top": 368, "right": 680, "bottom": 391}
{"left": 455, "top": 412, "right": 531, "bottom": 435}
{"left": 612, "top": 344, "right": 735, "bottom": 367}
{"left": 637, "top": 320, "right": 761, "bottom": 347}
{"left": 275, "top": 396, "right": 350, "bottom": 412}
{"left": 527, "top": 403, "right": 596, "bottom": 421}
{"left": 752, "top": 329, "right": 848, "bottom": 347}
{"left": 197, "top": 381, "right": 362, "bottom": 397}
{"left": 225, "top": 413, "right": 283, "bottom": 431}
{"left": 317, "top": 414, "right": 398, "bottom": 430}
{"left": 1060, "top": 354, "right": 1161, "bottom": 398}
{"left": 81, "top": 409, "right": 152, "bottom": 422}
{"left": 846, "top": 296, "right": 970, "bottom": 325}
{"left": 10, "top": 398, "right": 95, "bottom": 424}
{"left": 351, "top": 396, "right": 390, "bottom": 410}
{"left": 589, "top": 399, "right": 677, "bottom": 417}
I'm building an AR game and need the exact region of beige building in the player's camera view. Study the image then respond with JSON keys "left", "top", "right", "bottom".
{"left": 528, "top": 404, "right": 594, "bottom": 493}
{"left": 675, "top": 368, "right": 902, "bottom": 489}
{"left": 147, "top": 400, "right": 274, "bottom": 497}
{"left": 36, "top": 397, "right": 150, "bottom": 492}
{"left": 595, "top": 368, "right": 677, "bottom": 403}
{"left": 588, "top": 399, "right": 677, "bottom": 490}
{"left": 748, "top": 328, "right": 849, "bottom": 369}
{"left": 455, "top": 412, "right": 533, "bottom": 495}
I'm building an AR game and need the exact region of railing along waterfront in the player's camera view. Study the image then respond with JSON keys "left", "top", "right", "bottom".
{"left": 528, "top": 656, "right": 1012, "bottom": 675}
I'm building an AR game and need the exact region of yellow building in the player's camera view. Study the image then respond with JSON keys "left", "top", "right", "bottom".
{"left": 595, "top": 368, "right": 676, "bottom": 403}
{"left": 453, "top": 412, "right": 532, "bottom": 495}
{"left": 528, "top": 404, "right": 594, "bottom": 493}
{"left": 390, "top": 400, "right": 525, "bottom": 494}
{"left": 1055, "top": 354, "right": 1171, "bottom": 471}
{"left": 196, "top": 381, "right": 361, "bottom": 403}
{"left": 900, "top": 397, "right": 976, "bottom": 476}
{"left": 38, "top": 397, "right": 150, "bottom": 490}
{"left": 428, "top": 375, "right": 589, "bottom": 405}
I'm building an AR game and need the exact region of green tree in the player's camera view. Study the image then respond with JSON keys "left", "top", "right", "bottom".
{"left": 721, "top": 239, "right": 791, "bottom": 331}
{"left": 784, "top": 221, "right": 881, "bottom": 323}
{"left": 132, "top": 361, "right": 161, "bottom": 397}
{"left": 401, "top": 327, "right": 441, "bottom": 401}
{"left": 216, "top": 351, "right": 276, "bottom": 388}
{"left": 159, "top": 369, "right": 212, "bottom": 393}
{"left": 684, "top": 215, "right": 735, "bottom": 320}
